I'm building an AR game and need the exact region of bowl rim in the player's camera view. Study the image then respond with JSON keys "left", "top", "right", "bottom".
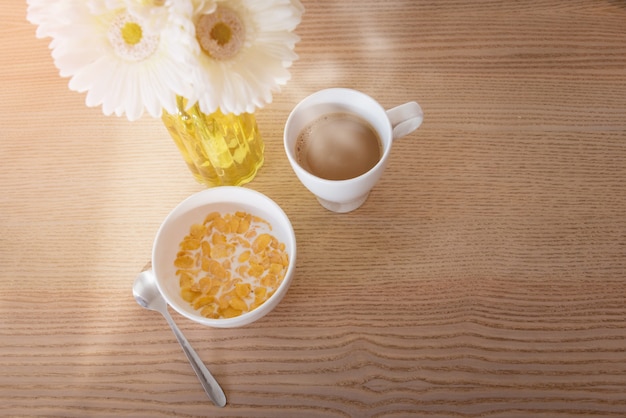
{"left": 151, "top": 186, "right": 297, "bottom": 328}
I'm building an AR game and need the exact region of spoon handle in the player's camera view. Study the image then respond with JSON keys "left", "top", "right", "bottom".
{"left": 162, "top": 309, "right": 227, "bottom": 407}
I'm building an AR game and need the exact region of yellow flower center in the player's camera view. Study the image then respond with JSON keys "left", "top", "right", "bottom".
{"left": 196, "top": 6, "right": 245, "bottom": 60}
{"left": 108, "top": 12, "right": 159, "bottom": 62}
{"left": 211, "top": 22, "right": 231, "bottom": 46}
{"left": 137, "top": 0, "right": 165, "bottom": 6}
{"left": 122, "top": 22, "right": 142, "bottom": 45}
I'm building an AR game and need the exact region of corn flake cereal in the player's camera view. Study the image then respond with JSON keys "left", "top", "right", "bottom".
{"left": 174, "top": 211, "right": 289, "bottom": 319}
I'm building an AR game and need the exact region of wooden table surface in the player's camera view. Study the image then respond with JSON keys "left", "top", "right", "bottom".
{"left": 2, "top": 1, "right": 626, "bottom": 416}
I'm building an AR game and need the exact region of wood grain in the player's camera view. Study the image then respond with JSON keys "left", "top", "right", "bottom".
{"left": 2, "top": 1, "right": 626, "bottom": 416}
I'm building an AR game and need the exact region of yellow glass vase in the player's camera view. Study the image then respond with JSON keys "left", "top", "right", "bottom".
{"left": 162, "top": 97, "right": 264, "bottom": 187}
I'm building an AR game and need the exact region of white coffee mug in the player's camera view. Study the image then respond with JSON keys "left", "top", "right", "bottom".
{"left": 284, "top": 88, "right": 424, "bottom": 212}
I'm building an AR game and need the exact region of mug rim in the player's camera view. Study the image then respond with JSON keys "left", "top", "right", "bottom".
{"left": 284, "top": 88, "right": 393, "bottom": 184}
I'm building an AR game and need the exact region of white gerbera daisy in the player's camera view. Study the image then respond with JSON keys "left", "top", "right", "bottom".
{"left": 28, "top": 0, "right": 196, "bottom": 121}
{"left": 188, "top": 0, "right": 303, "bottom": 115}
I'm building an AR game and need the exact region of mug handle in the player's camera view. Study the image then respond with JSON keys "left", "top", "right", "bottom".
{"left": 386, "top": 102, "right": 424, "bottom": 140}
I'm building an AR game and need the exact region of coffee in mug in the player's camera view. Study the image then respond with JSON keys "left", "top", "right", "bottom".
{"left": 295, "top": 112, "right": 382, "bottom": 180}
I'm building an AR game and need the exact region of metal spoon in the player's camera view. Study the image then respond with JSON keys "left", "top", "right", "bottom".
{"left": 133, "top": 271, "right": 227, "bottom": 407}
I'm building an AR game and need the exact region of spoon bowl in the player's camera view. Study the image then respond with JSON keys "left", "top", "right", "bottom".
{"left": 132, "top": 270, "right": 227, "bottom": 407}
{"left": 133, "top": 270, "right": 166, "bottom": 311}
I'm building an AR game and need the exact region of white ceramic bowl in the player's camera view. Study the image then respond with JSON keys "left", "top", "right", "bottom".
{"left": 151, "top": 187, "right": 297, "bottom": 328}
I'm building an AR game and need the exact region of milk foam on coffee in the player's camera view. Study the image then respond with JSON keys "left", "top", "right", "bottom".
{"left": 296, "top": 112, "right": 381, "bottom": 180}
